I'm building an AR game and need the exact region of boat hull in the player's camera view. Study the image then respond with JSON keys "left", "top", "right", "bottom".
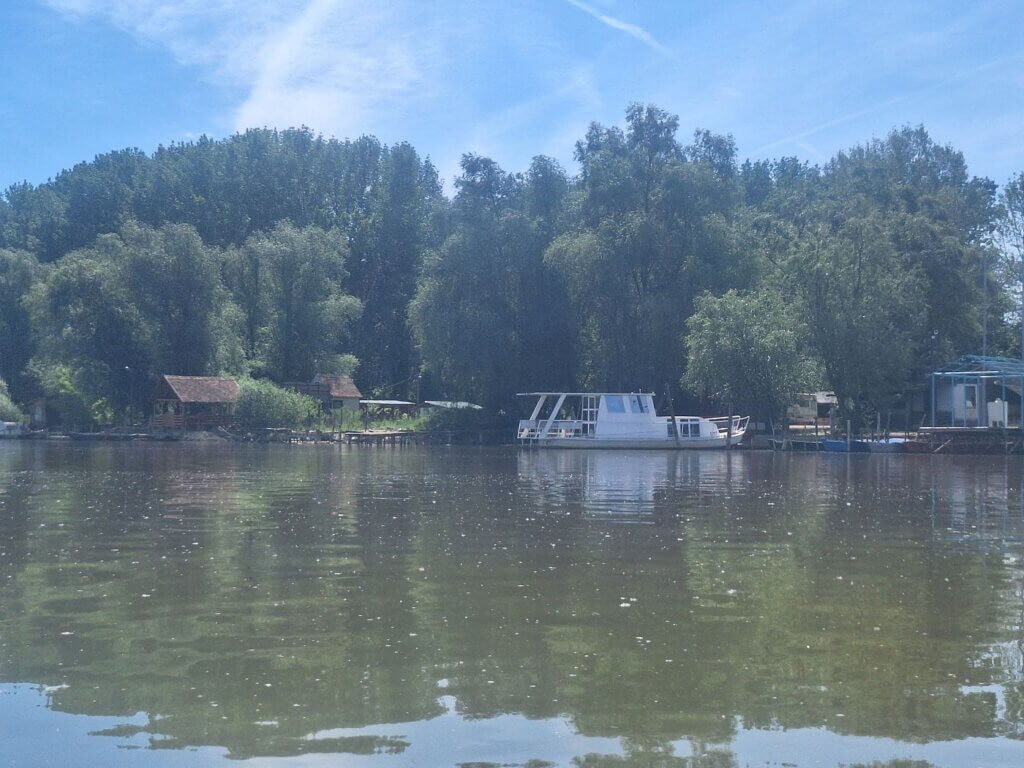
{"left": 520, "top": 433, "right": 745, "bottom": 450}
{"left": 866, "top": 439, "right": 906, "bottom": 453}
{"left": 821, "top": 438, "right": 870, "bottom": 453}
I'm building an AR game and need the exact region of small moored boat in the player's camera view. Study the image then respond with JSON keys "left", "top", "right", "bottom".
{"left": 865, "top": 437, "right": 907, "bottom": 453}
{"left": 821, "top": 438, "right": 869, "bottom": 453}
{"left": 517, "top": 392, "right": 747, "bottom": 449}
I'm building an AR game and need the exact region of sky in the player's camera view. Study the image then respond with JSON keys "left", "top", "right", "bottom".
{"left": 1, "top": 0, "right": 1023, "bottom": 193}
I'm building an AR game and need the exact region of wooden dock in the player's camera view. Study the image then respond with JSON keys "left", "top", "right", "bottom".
{"left": 343, "top": 430, "right": 422, "bottom": 445}
{"left": 917, "top": 427, "right": 1024, "bottom": 454}
{"left": 768, "top": 427, "right": 1024, "bottom": 455}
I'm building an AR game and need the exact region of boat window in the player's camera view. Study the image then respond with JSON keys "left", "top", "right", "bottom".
{"left": 605, "top": 395, "right": 625, "bottom": 413}
{"left": 629, "top": 395, "right": 647, "bottom": 414}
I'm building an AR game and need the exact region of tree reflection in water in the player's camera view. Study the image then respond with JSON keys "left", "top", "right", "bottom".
{"left": 0, "top": 444, "right": 1021, "bottom": 766}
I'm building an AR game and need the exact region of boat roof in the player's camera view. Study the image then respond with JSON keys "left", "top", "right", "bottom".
{"left": 516, "top": 392, "right": 654, "bottom": 397}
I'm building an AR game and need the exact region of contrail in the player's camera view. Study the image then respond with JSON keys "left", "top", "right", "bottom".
{"left": 752, "top": 50, "right": 1024, "bottom": 155}
{"left": 564, "top": 0, "right": 678, "bottom": 60}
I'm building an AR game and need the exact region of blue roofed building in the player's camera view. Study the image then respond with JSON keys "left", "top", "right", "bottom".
{"left": 928, "top": 356, "right": 1024, "bottom": 429}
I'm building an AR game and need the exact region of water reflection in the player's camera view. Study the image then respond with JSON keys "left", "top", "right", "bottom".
{"left": 0, "top": 444, "right": 1022, "bottom": 766}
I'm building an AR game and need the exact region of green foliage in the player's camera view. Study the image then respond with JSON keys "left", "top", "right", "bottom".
{"left": 792, "top": 218, "right": 927, "bottom": 424}
{"left": 0, "top": 378, "right": 24, "bottom": 422}
{"left": 27, "top": 362, "right": 93, "bottom": 426}
{"left": 545, "top": 104, "right": 748, "bottom": 390}
{"left": 228, "top": 222, "right": 362, "bottom": 382}
{"left": 26, "top": 222, "right": 241, "bottom": 414}
{"left": 233, "top": 378, "right": 320, "bottom": 430}
{"left": 422, "top": 406, "right": 513, "bottom": 432}
{"left": 0, "top": 248, "right": 43, "bottom": 399}
{"left": 410, "top": 154, "right": 574, "bottom": 410}
{"left": 0, "top": 114, "right": 1018, "bottom": 420}
{"left": 998, "top": 172, "right": 1024, "bottom": 354}
{"left": 683, "top": 288, "right": 817, "bottom": 423}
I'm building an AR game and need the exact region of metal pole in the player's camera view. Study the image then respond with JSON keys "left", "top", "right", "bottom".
{"left": 664, "top": 385, "right": 682, "bottom": 446}
{"left": 931, "top": 373, "right": 935, "bottom": 428}
{"left": 847, "top": 420, "right": 851, "bottom": 452}
{"left": 982, "top": 248, "right": 988, "bottom": 357}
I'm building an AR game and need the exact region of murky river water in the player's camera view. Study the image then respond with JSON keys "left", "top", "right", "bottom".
{"left": 0, "top": 443, "right": 1022, "bottom": 767}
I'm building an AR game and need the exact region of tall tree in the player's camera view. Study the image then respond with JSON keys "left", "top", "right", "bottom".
{"left": 27, "top": 222, "right": 241, "bottom": 414}
{"left": 0, "top": 248, "right": 43, "bottom": 398}
{"left": 683, "top": 288, "right": 816, "bottom": 424}
{"left": 998, "top": 172, "right": 1024, "bottom": 357}
{"left": 546, "top": 104, "right": 745, "bottom": 391}
{"left": 793, "top": 217, "right": 926, "bottom": 425}
{"left": 410, "top": 154, "right": 573, "bottom": 409}
{"left": 234, "top": 222, "right": 362, "bottom": 382}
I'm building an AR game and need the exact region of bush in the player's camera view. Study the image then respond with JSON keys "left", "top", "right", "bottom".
{"left": 0, "top": 378, "right": 23, "bottom": 422}
{"left": 234, "top": 379, "right": 319, "bottom": 430}
{"left": 423, "top": 406, "right": 512, "bottom": 432}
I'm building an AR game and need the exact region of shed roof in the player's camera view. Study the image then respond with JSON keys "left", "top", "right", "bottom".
{"left": 312, "top": 374, "right": 362, "bottom": 399}
{"left": 933, "top": 355, "right": 1024, "bottom": 377}
{"left": 423, "top": 400, "right": 483, "bottom": 410}
{"left": 161, "top": 375, "right": 240, "bottom": 403}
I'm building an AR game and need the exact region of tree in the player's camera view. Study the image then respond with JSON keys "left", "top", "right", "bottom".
{"left": 27, "top": 222, "right": 242, "bottom": 414}
{"left": 546, "top": 104, "right": 746, "bottom": 391}
{"left": 234, "top": 222, "right": 362, "bottom": 382}
{"left": 409, "top": 155, "right": 574, "bottom": 409}
{"left": 683, "top": 288, "right": 816, "bottom": 424}
{"left": 0, "top": 248, "right": 43, "bottom": 398}
{"left": 793, "top": 217, "right": 926, "bottom": 427}
{"left": 998, "top": 172, "right": 1024, "bottom": 356}
{"left": 121, "top": 222, "right": 242, "bottom": 377}
{"left": 0, "top": 378, "right": 23, "bottom": 422}
{"left": 26, "top": 236, "right": 153, "bottom": 411}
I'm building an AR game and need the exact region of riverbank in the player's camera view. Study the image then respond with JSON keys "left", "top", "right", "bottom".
{"left": 1, "top": 425, "right": 514, "bottom": 446}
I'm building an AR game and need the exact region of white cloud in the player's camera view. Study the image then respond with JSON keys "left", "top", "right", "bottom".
{"left": 43, "top": 0, "right": 447, "bottom": 139}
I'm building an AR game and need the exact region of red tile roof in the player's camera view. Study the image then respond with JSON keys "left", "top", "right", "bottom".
{"left": 162, "top": 376, "right": 240, "bottom": 404}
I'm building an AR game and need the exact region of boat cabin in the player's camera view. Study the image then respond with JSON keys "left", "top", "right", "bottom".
{"left": 517, "top": 392, "right": 745, "bottom": 448}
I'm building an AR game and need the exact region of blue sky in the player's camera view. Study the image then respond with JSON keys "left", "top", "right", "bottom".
{"left": 2, "top": 0, "right": 1022, "bottom": 193}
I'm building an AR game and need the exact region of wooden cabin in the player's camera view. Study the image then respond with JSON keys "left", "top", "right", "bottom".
{"left": 284, "top": 374, "right": 363, "bottom": 411}
{"left": 151, "top": 375, "right": 240, "bottom": 431}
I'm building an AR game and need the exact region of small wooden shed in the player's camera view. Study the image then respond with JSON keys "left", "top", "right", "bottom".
{"left": 284, "top": 374, "right": 363, "bottom": 411}
{"left": 151, "top": 375, "right": 240, "bottom": 430}
{"left": 312, "top": 374, "right": 362, "bottom": 411}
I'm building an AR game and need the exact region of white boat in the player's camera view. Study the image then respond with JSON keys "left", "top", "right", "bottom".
{"left": 516, "top": 392, "right": 748, "bottom": 449}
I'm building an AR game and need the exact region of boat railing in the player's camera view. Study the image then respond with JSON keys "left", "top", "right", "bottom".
{"left": 518, "top": 419, "right": 583, "bottom": 440}
{"left": 709, "top": 415, "right": 749, "bottom": 435}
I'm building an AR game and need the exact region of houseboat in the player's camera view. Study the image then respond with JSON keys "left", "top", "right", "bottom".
{"left": 517, "top": 392, "right": 748, "bottom": 449}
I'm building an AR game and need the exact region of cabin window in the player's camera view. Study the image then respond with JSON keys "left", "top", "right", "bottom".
{"left": 630, "top": 395, "right": 647, "bottom": 414}
{"left": 605, "top": 395, "right": 625, "bottom": 413}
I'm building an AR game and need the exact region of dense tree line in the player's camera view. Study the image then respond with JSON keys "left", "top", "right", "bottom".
{"left": 1, "top": 110, "right": 1021, "bottom": 427}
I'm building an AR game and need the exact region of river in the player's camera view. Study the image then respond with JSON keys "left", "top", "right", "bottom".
{"left": 0, "top": 443, "right": 1022, "bottom": 767}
